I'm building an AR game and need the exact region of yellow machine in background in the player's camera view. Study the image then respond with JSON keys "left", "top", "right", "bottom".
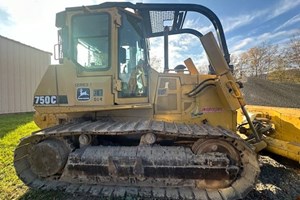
{"left": 238, "top": 106, "right": 300, "bottom": 163}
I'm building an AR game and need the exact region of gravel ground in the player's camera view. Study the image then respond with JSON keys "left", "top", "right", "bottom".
{"left": 241, "top": 77, "right": 300, "bottom": 108}
{"left": 245, "top": 154, "right": 300, "bottom": 200}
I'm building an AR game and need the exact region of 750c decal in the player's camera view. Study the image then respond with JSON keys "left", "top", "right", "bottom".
{"left": 34, "top": 96, "right": 57, "bottom": 105}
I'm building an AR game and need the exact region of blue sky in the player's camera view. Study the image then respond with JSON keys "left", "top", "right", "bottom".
{"left": 0, "top": 0, "right": 299, "bottom": 71}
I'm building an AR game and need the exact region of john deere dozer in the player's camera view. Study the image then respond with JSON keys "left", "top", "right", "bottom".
{"left": 14, "top": 3, "right": 264, "bottom": 199}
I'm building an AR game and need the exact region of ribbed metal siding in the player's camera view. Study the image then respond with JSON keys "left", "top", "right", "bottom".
{"left": 0, "top": 36, "right": 51, "bottom": 114}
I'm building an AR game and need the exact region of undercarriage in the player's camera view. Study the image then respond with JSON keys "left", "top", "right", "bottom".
{"left": 14, "top": 119, "right": 259, "bottom": 200}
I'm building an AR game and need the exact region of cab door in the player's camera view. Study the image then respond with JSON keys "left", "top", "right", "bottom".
{"left": 114, "top": 11, "right": 149, "bottom": 105}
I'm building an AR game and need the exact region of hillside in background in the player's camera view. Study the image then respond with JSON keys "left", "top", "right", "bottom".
{"left": 267, "top": 69, "right": 300, "bottom": 83}
{"left": 241, "top": 77, "right": 300, "bottom": 108}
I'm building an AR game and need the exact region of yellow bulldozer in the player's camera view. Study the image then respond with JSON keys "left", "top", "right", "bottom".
{"left": 13, "top": 2, "right": 299, "bottom": 200}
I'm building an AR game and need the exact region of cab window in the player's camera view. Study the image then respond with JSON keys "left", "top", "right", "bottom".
{"left": 72, "top": 13, "right": 110, "bottom": 70}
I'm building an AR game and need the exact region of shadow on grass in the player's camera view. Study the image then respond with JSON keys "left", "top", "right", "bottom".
{"left": 19, "top": 189, "right": 117, "bottom": 200}
{"left": 19, "top": 189, "right": 69, "bottom": 200}
{"left": 0, "top": 112, "right": 34, "bottom": 139}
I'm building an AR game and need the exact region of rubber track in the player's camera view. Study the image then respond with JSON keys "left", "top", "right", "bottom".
{"left": 14, "top": 120, "right": 260, "bottom": 200}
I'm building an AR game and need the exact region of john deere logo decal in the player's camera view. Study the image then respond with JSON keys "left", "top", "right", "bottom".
{"left": 77, "top": 88, "right": 90, "bottom": 101}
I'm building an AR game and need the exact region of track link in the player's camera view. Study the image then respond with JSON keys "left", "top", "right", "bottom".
{"left": 14, "top": 119, "right": 260, "bottom": 200}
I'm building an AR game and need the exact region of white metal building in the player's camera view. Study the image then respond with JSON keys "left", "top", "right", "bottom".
{"left": 0, "top": 35, "right": 51, "bottom": 114}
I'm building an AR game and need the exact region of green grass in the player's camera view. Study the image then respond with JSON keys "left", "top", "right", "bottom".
{"left": 0, "top": 113, "right": 38, "bottom": 199}
{"left": 0, "top": 113, "right": 80, "bottom": 200}
{"left": 0, "top": 113, "right": 34, "bottom": 138}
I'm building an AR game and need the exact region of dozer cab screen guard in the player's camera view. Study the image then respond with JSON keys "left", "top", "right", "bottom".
{"left": 56, "top": 2, "right": 231, "bottom": 72}
{"left": 135, "top": 3, "right": 231, "bottom": 72}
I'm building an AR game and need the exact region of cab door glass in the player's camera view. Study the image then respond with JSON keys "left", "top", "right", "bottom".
{"left": 118, "top": 13, "right": 148, "bottom": 97}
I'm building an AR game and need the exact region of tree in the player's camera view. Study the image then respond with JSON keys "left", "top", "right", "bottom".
{"left": 248, "top": 43, "right": 278, "bottom": 77}
{"left": 233, "top": 43, "right": 278, "bottom": 78}
{"left": 268, "top": 54, "right": 288, "bottom": 82}
{"left": 285, "top": 34, "right": 300, "bottom": 69}
{"left": 231, "top": 34, "right": 300, "bottom": 83}
{"left": 231, "top": 53, "right": 249, "bottom": 79}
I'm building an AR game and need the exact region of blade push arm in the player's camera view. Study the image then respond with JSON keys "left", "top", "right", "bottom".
{"left": 200, "top": 32, "right": 261, "bottom": 142}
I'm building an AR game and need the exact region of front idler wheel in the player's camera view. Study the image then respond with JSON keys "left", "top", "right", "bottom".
{"left": 29, "top": 138, "right": 70, "bottom": 177}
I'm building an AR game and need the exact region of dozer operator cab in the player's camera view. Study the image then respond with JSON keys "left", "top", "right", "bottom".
{"left": 56, "top": 4, "right": 149, "bottom": 102}
{"left": 52, "top": 2, "right": 230, "bottom": 104}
